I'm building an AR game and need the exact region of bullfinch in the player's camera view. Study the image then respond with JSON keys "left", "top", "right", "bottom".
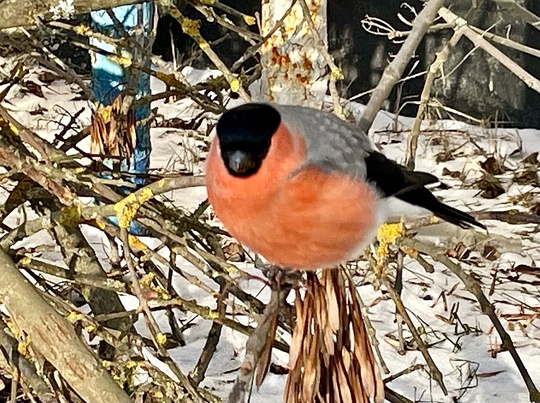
{"left": 205, "top": 103, "right": 485, "bottom": 270}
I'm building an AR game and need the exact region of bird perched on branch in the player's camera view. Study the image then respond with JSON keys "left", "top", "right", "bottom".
{"left": 206, "top": 102, "right": 485, "bottom": 270}
{"left": 206, "top": 103, "right": 485, "bottom": 403}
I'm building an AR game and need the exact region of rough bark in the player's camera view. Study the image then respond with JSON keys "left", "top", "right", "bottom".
{"left": 0, "top": 247, "right": 132, "bottom": 403}
{"left": 259, "top": 0, "right": 328, "bottom": 107}
{"left": 0, "top": 0, "right": 146, "bottom": 30}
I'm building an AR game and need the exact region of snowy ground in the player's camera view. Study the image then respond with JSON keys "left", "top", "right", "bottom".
{"left": 1, "top": 58, "right": 539, "bottom": 403}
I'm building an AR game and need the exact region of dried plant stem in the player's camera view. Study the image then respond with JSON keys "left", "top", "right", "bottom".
{"left": 381, "top": 276, "right": 448, "bottom": 395}
{"left": 285, "top": 270, "right": 384, "bottom": 403}
{"left": 356, "top": 291, "right": 390, "bottom": 374}
{"left": 399, "top": 237, "right": 540, "bottom": 403}
{"left": 228, "top": 267, "right": 297, "bottom": 403}
{"left": 405, "top": 28, "right": 464, "bottom": 170}
{"left": 189, "top": 285, "right": 226, "bottom": 386}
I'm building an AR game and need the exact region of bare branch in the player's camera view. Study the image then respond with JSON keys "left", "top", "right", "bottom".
{"left": 357, "top": 0, "right": 447, "bottom": 134}
{"left": 0, "top": 247, "right": 132, "bottom": 403}
{"left": 0, "top": 0, "right": 149, "bottom": 30}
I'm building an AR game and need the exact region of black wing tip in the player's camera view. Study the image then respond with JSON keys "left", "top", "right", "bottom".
{"left": 397, "top": 188, "right": 486, "bottom": 230}
{"left": 432, "top": 202, "right": 486, "bottom": 230}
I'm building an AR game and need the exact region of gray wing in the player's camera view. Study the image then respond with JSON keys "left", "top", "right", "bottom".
{"left": 273, "top": 104, "right": 374, "bottom": 180}
{"left": 271, "top": 104, "right": 484, "bottom": 229}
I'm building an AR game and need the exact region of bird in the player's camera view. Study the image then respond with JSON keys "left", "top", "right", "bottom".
{"left": 205, "top": 102, "right": 485, "bottom": 270}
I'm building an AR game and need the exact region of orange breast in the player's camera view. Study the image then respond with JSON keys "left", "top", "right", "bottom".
{"left": 205, "top": 125, "right": 379, "bottom": 269}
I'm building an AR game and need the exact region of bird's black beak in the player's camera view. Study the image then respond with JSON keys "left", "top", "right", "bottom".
{"left": 225, "top": 150, "right": 259, "bottom": 176}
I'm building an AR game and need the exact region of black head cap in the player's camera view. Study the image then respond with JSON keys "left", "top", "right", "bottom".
{"left": 216, "top": 103, "right": 281, "bottom": 177}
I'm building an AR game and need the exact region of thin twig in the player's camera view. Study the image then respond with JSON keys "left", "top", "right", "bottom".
{"left": 357, "top": 0, "right": 447, "bottom": 134}
{"left": 399, "top": 237, "right": 540, "bottom": 403}
{"left": 405, "top": 27, "right": 464, "bottom": 169}
{"left": 168, "top": 6, "right": 250, "bottom": 101}
{"left": 381, "top": 276, "right": 448, "bottom": 395}
{"left": 438, "top": 7, "right": 540, "bottom": 94}
{"left": 228, "top": 267, "right": 297, "bottom": 403}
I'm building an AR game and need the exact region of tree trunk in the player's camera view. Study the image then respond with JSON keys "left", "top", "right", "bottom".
{"left": 259, "top": 0, "right": 328, "bottom": 107}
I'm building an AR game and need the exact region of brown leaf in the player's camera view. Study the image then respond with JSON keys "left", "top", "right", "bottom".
{"left": 482, "top": 245, "right": 500, "bottom": 261}
{"left": 29, "top": 105, "right": 48, "bottom": 115}
{"left": 513, "top": 264, "right": 539, "bottom": 274}
{"left": 442, "top": 167, "right": 461, "bottom": 178}
{"left": 269, "top": 362, "right": 289, "bottom": 375}
{"left": 514, "top": 167, "right": 539, "bottom": 186}
{"left": 477, "top": 370, "right": 506, "bottom": 378}
{"left": 521, "top": 152, "right": 539, "bottom": 166}
{"left": 255, "top": 312, "right": 278, "bottom": 388}
{"left": 21, "top": 79, "right": 45, "bottom": 98}
{"left": 477, "top": 175, "right": 505, "bottom": 199}
{"left": 481, "top": 156, "right": 506, "bottom": 175}
{"left": 223, "top": 242, "right": 245, "bottom": 262}
{"left": 325, "top": 271, "right": 340, "bottom": 333}
{"left": 446, "top": 242, "right": 471, "bottom": 260}
{"left": 38, "top": 71, "right": 60, "bottom": 84}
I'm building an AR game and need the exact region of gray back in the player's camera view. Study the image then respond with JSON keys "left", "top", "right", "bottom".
{"left": 272, "top": 104, "right": 374, "bottom": 180}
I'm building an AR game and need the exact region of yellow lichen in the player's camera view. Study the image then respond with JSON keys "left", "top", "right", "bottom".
{"left": 230, "top": 78, "right": 241, "bottom": 92}
{"left": 140, "top": 272, "right": 155, "bottom": 288}
{"left": 126, "top": 360, "right": 138, "bottom": 369}
{"left": 95, "top": 104, "right": 112, "bottom": 122}
{"left": 156, "top": 333, "right": 167, "bottom": 345}
{"left": 155, "top": 286, "right": 171, "bottom": 300}
{"left": 109, "top": 54, "right": 133, "bottom": 68}
{"left": 67, "top": 311, "right": 84, "bottom": 323}
{"left": 113, "top": 187, "right": 154, "bottom": 228}
{"left": 156, "top": 178, "right": 166, "bottom": 188}
{"left": 75, "top": 24, "right": 90, "bottom": 35}
{"left": 17, "top": 341, "right": 29, "bottom": 357}
{"left": 181, "top": 17, "right": 201, "bottom": 37}
{"left": 243, "top": 15, "right": 256, "bottom": 25}
{"left": 330, "top": 67, "right": 344, "bottom": 81}
{"left": 376, "top": 222, "right": 405, "bottom": 262}
{"left": 94, "top": 218, "right": 107, "bottom": 230}
{"left": 128, "top": 234, "right": 148, "bottom": 251}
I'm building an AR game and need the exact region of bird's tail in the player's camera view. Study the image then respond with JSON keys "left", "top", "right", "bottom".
{"left": 397, "top": 187, "right": 486, "bottom": 229}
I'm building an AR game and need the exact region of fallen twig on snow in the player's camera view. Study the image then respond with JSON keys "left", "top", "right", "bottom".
{"left": 399, "top": 237, "right": 540, "bottom": 403}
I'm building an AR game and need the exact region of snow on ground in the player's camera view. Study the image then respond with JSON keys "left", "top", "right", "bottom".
{"left": 1, "top": 57, "right": 539, "bottom": 403}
